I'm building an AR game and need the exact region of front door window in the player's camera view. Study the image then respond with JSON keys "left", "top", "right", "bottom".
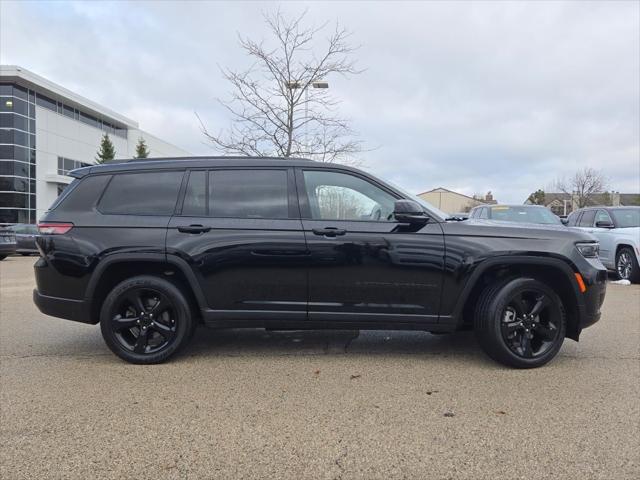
{"left": 302, "top": 170, "right": 396, "bottom": 222}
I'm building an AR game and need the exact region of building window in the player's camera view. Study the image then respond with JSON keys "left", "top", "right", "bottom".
{"left": 57, "top": 156, "right": 91, "bottom": 176}
{"left": 0, "top": 83, "right": 37, "bottom": 223}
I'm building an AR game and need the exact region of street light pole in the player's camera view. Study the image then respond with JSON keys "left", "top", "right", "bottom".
{"left": 287, "top": 81, "right": 329, "bottom": 155}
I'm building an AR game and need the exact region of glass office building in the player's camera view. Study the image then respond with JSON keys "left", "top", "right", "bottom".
{"left": 0, "top": 65, "right": 189, "bottom": 224}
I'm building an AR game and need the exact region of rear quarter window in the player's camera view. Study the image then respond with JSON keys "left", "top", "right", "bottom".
{"left": 53, "top": 175, "right": 112, "bottom": 213}
{"left": 99, "top": 171, "right": 184, "bottom": 216}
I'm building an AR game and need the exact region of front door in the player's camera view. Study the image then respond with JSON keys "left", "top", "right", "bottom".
{"left": 166, "top": 168, "right": 308, "bottom": 322}
{"left": 296, "top": 168, "right": 445, "bottom": 324}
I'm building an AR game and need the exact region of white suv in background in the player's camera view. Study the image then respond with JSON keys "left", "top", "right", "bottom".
{"left": 567, "top": 207, "right": 640, "bottom": 282}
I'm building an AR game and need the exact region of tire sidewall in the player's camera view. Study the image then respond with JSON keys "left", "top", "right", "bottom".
{"left": 100, "top": 276, "right": 193, "bottom": 364}
{"left": 486, "top": 278, "right": 566, "bottom": 368}
{"left": 616, "top": 247, "right": 640, "bottom": 282}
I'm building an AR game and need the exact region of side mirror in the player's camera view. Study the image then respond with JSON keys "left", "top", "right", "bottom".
{"left": 595, "top": 220, "right": 615, "bottom": 229}
{"left": 561, "top": 218, "right": 569, "bottom": 225}
{"left": 394, "top": 200, "right": 428, "bottom": 225}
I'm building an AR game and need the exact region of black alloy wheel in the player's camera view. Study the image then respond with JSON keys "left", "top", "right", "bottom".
{"left": 475, "top": 277, "right": 566, "bottom": 368}
{"left": 500, "top": 289, "right": 561, "bottom": 358}
{"left": 110, "top": 287, "right": 177, "bottom": 354}
{"left": 100, "top": 276, "right": 194, "bottom": 364}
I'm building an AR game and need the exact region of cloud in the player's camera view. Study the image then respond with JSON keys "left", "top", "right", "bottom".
{"left": 1, "top": 0, "right": 638, "bottom": 202}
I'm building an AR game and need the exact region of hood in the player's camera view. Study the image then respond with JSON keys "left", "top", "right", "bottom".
{"left": 442, "top": 218, "right": 597, "bottom": 242}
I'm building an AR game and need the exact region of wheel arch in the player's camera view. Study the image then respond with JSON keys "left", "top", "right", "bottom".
{"left": 454, "top": 256, "right": 582, "bottom": 341}
{"left": 85, "top": 253, "right": 207, "bottom": 324}
{"left": 615, "top": 243, "right": 638, "bottom": 260}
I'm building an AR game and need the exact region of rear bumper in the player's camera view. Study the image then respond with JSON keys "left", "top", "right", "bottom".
{"left": 33, "top": 289, "right": 93, "bottom": 324}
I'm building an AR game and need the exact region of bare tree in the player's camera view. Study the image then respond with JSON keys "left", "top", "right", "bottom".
{"left": 556, "top": 167, "right": 608, "bottom": 208}
{"left": 197, "top": 10, "right": 363, "bottom": 163}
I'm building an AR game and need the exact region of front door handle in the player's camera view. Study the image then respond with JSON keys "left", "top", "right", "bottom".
{"left": 177, "top": 224, "right": 211, "bottom": 234}
{"left": 312, "top": 227, "right": 347, "bottom": 237}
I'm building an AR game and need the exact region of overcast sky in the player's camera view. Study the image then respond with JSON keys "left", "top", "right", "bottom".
{"left": 1, "top": 0, "right": 638, "bottom": 203}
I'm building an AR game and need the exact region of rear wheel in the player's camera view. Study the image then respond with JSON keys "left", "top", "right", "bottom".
{"left": 474, "top": 278, "right": 566, "bottom": 368}
{"left": 616, "top": 247, "right": 640, "bottom": 283}
{"left": 0, "top": 255, "right": 6, "bottom": 261}
{"left": 100, "top": 275, "right": 195, "bottom": 364}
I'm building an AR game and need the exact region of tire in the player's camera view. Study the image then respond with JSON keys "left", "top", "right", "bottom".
{"left": 100, "top": 275, "right": 195, "bottom": 364}
{"left": 474, "top": 277, "right": 566, "bottom": 368}
{"left": 0, "top": 255, "right": 6, "bottom": 261}
{"left": 615, "top": 247, "right": 640, "bottom": 283}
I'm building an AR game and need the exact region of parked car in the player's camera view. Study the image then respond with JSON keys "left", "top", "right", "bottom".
{"left": 33, "top": 157, "right": 607, "bottom": 368}
{"left": 469, "top": 204, "right": 562, "bottom": 225}
{"left": 12, "top": 223, "right": 39, "bottom": 255}
{"left": 566, "top": 206, "right": 640, "bottom": 282}
{"left": 0, "top": 225, "right": 16, "bottom": 260}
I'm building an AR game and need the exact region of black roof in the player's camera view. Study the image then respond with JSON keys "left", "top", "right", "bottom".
{"left": 69, "top": 156, "right": 335, "bottom": 178}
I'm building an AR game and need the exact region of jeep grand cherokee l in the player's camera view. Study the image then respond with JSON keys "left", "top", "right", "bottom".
{"left": 33, "top": 157, "right": 607, "bottom": 368}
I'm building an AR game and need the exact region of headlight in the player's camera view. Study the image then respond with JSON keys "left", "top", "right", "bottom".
{"left": 576, "top": 242, "right": 599, "bottom": 258}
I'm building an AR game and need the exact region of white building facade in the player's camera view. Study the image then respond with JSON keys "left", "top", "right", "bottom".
{"left": 0, "top": 65, "right": 190, "bottom": 223}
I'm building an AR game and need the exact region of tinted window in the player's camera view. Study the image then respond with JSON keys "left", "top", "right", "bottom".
{"left": 209, "top": 170, "right": 288, "bottom": 219}
{"left": 54, "top": 176, "right": 111, "bottom": 212}
{"left": 99, "top": 171, "right": 183, "bottom": 215}
{"left": 182, "top": 171, "right": 207, "bottom": 216}
{"left": 578, "top": 210, "right": 596, "bottom": 227}
{"left": 303, "top": 170, "right": 396, "bottom": 221}
{"left": 567, "top": 211, "right": 580, "bottom": 226}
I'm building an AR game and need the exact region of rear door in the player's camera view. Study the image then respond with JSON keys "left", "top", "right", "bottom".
{"left": 166, "top": 167, "right": 308, "bottom": 323}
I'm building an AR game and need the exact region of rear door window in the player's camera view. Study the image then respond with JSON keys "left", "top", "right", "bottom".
{"left": 99, "top": 171, "right": 183, "bottom": 216}
{"left": 209, "top": 169, "right": 289, "bottom": 219}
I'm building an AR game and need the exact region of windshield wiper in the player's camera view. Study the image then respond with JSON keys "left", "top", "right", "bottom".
{"left": 445, "top": 216, "right": 467, "bottom": 221}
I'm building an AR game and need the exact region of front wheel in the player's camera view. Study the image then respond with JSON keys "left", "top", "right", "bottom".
{"left": 474, "top": 278, "right": 566, "bottom": 368}
{"left": 100, "top": 275, "right": 195, "bottom": 364}
{"left": 616, "top": 247, "right": 640, "bottom": 283}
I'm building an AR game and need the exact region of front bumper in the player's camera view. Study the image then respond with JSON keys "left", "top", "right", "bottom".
{"left": 33, "top": 289, "right": 93, "bottom": 324}
{"left": 576, "top": 265, "right": 607, "bottom": 330}
{"left": 0, "top": 243, "right": 16, "bottom": 255}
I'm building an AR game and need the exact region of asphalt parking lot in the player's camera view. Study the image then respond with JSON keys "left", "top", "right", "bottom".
{"left": 1, "top": 255, "right": 639, "bottom": 480}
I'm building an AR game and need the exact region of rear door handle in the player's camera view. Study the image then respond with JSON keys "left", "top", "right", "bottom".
{"left": 177, "top": 224, "right": 211, "bottom": 234}
{"left": 312, "top": 227, "right": 347, "bottom": 237}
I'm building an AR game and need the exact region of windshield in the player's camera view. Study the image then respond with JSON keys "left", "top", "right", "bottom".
{"left": 488, "top": 206, "right": 561, "bottom": 225}
{"left": 610, "top": 208, "right": 640, "bottom": 228}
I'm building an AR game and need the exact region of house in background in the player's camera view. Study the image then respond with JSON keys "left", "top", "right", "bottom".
{"left": 418, "top": 187, "right": 497, "bottom": 214}
{"left": 525, "top": 192, "right": 640, "bottom": 216}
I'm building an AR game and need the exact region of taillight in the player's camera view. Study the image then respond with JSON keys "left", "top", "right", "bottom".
{"left": 38, "top": 222, "right": 74, "bottom": 235}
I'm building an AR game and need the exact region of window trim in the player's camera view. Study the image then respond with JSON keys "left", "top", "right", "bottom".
{"left": 295, "top": 167, "right": 402, "bottom": 223}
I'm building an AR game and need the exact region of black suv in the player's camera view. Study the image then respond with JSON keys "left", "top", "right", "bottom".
{"left": 34, "top": 157, "right": 607, "bottom": 368}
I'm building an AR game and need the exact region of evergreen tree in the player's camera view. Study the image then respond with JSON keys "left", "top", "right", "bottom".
{"left": 527, "top": 189, "right": 546, "bottom": 205}
{"left": 96, "top": 134, "right": 116, "bottom": 164}
{"left": 135, "top": 137, "right": 150, "bottom": 159}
